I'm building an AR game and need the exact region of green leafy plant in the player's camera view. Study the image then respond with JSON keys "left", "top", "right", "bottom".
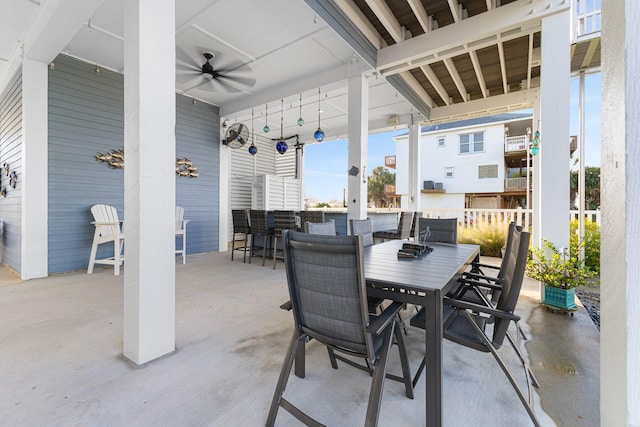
{"left": 569, "top": 219, "right": 600, "bottom": 274}
{"left": 526, "top": 239, "right": 597, "bottom": 289}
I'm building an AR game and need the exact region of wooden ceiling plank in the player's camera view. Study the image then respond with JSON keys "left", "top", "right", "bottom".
{"left": 334, "top": 0, "right": 386, "bottom": 49}
{"left": 443, "top": 57, "right": 467, "bottom": 101}
{"left": 377, "top": 0, "right": 570, "bottom": 73}
{"left": 447, "top": 0, "right": 460, "bottom": 23}
{"left": 420, "top": 64, "right": 450, "bottom": 105}
{"left": 469, "top": 50, "right": 488, "bottom": 97}
{"left": 497, "top": 40, "right": 508, "bottom": 94}
{"left": 580, "top": 37, "right": 600, "bottom": 69}
{"left": 365, "top": 0, "right": 403, "bottom": 43}
{"left": 406, "top": 0, "right": 431, "bottom": 33}
{"left": 527, "top": 33, "right": 533, "bottom": 90}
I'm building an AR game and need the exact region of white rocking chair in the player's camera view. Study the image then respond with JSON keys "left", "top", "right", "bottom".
{"left": 176, "top": 206, "right": 189, "bottom": 264}
{"left": 87, "top": 204, "right": 124, "bottom": 275}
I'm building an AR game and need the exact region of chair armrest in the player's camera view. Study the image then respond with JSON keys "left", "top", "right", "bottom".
{"left": 444, "top": 297, "right": 521, "bottom": 322}
{"left": 461, "top": 272, "right": 504, "bottom": 285}
{"left": 471, "top": 261, "right": 500, "bottom": 270}
{"left": 366, "top": 301, "right": 403, "bottom": 335}
{"left": 91, "top": 221, "right": 121, "bottom": 226}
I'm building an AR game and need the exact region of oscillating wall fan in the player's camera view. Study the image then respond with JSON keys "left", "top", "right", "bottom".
{"left": 223, "top": 123, "right": 249, "bottom": 148}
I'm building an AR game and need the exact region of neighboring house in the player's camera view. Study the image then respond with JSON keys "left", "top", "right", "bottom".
{"left": 394, "top": 113, "right": 535, "bottom": 210}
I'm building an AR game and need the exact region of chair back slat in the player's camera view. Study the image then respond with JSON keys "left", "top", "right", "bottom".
{"left": 398, "top": 211, "right": 414, "bottom": 240}
{"left": 350, "top": 218, "right": 374, "bottom": 247}
{"left": 410, "top": 211, "right": 423, "bottom": 238}
{"left": 305, "top": 219, "right": 336, "bottom": 235}
{"left": 91, "top": 204, "right": 122, "bottom": 238}
{"left": 492, "top": 228, "right": 531, "bottom": 346}
{"left": 283, "top": 231, "right": 372, "bottom": 359}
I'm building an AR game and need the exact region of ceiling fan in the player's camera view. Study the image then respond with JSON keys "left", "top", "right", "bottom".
{"left": 223, "top": 122, "right": 249, "bottom": 149}
{"left": 176, "top": 50, "right": 256, "bottom": 94}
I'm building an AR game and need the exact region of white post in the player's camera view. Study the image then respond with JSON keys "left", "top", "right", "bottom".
{"left": 407, "top": 120, "right": 421, "bottom": 213}
{"left": 538, "top": 11, "right": 571, "bottom": 249}
{"left": 123, "top": 0, "right": 176, "bottom": 364}
{"left": 219, "top": 127, "right": 230, "bottom": 251}
{"left": 347, "top": 73, "right": 368, "bottom": 220}
{"left": 601, "top": 1, "right": 640, "bottom": 425}
{"left": 20, "top": 59, "right": 49, "bottom": 279}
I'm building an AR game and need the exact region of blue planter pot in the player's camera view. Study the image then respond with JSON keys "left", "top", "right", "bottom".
{"left": 543, "top": 286, "right": 577, "bottom": 310}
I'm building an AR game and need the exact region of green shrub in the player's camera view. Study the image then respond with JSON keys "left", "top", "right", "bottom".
{"left": 457, "top": 221, "right": 507, "bottom": 257}
{"left": 569, "top": 219, "right": 600, "bottom": 273}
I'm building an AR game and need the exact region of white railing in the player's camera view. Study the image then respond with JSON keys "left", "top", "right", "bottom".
{"left": 504, "top": 135, "right": 528, "bottom": 152}
{"left": 420, "top": 207, "right": 600, "bottom": 239}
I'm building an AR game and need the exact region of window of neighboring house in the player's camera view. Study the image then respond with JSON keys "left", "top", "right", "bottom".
{"left": 478, "top": 164, "right": 498, "bottom": 179}
{"left": 445, "top": 166, "right": 454, "bottom": 178}
{"left": 437, "top": 136, "right": 446, "bottom": 147}
{"left": 459, "top": 131, "right": 485, "bottom": 154}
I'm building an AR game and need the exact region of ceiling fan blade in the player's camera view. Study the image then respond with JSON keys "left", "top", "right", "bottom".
{"left": 207, "top": 77, "right": 243, "bottom": 93}
{"left": 182, "top": 77, "right": 209, "bottom": 94}
{"left": 216, "top": 72, "right": 256, "bottom": 89}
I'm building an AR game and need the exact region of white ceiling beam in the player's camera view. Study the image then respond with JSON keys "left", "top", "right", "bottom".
{"left": 334, "top": 0, "right": 385, "bottom": 49}
{"left": 399, "top": 71, "right": 434, "bottom": 108}
{"left": 581, "top": 37, "right": 600, "bottom": 69}
{"left": 469, "top": 50, "right": 487, "bottom": 98}
{"left": 447, "top": 0, "right": 461, "bottom": 23}
{"left": 497, "top": 40, "right": 508, "bottom": 94}
{"left": 365, "top": 0, "right": 403, "bottom": 43}
{"left": 377, "top": 0, "right": 570, "bottom": 74}
{"left": 443, "top": 58, "right": 467, "bottom": 101}
{"left": 407, "top": 0, "right": 431, "bottom": 33}
{"left": 220, "top": 60, "right": 371, "bottom": 117}
{"left": 420, "top": 65, "right": 450, "bottom": 105}
{"left": 428, "top": 88, "right": 539, "bottom": 123}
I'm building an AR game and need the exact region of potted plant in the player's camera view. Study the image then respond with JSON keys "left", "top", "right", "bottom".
{"left": 526, "top": 239, "right": 597, "bottom": 311}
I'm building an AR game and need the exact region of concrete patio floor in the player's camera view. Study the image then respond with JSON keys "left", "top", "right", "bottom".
{"left": 0, "top": 251, "right": 599, "bottom": 426}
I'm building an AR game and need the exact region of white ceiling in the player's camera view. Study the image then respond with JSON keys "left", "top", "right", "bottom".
{"left": 0, "top": 0, "right": 417, "bottom": 145}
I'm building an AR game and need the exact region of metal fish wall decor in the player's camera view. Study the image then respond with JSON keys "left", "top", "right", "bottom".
{"left": 96, "top": 149, "right": 198, "bottom": 177}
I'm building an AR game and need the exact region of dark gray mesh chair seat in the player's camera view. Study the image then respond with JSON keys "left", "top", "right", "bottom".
{"left": 410, "top": 228, "right": 541, "bottom": 426}
{"left": 249, "top": 209, "right": 272, "bottom": 266}
{"left": 304, "top": 219, "right": 336, "bottom": 235}
{"left": 373, "top": 211, "right": 413, "bottom": 241}
{"left": 267, "top": 231, "right": 413, "bottom": 427}
{"left": 231, "top": 209, "right": 251, "bottom": 263}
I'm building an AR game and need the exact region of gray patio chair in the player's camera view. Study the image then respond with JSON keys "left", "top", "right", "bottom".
{"left": 249, "top": 209, "right": 272, "bottom": 266}
{"left": 410, "top": 211, "right": 423, "bottom": 239}
{"left": 267, "top": 231, "right": 413, "bottom": 427}
{"left": 298, "top": 210, "right": 325, "bottom": 231}
{"left": 304, "top": 219, "right": 336, "bottom": 235}
{"left": 350, "top": 218, "right": 374, "bottom": 247}
{"left": 410, "top": 228, "right": 541, "bottom": 426}
{"left": 231, "top": 209, "right": 251, "bottom": 263}
{"left": 418, "top": 217, "right": 457, "bottom": 244}
{"left": 372, "top": 211, "right": 413, "bottom": 242}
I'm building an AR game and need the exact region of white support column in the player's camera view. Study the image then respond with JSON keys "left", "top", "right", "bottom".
{"left": 123, "top": 0, "right": 176, "bottom": 365}
{"left": 347, "top": 74, "right": 368, "bottom": 220}
{"left": 407, "top": 120, "right": 421, "bottom": 212}
{"left": 219, "top": 126, "right": 230, "bottom": 252}
{"left": 601, "top": 1, "right": 640, "bottom": 425}
{"left": 537, "top": 11, "right": 570, "bottom": 251}
{"left": 20, "top": 59, "right": 48, "bottom": 279}
{"left": 532, "top": 98, "right": 541, "bottom": 248}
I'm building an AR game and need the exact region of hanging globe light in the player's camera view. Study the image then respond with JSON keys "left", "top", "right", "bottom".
{"left": 297, "top": 93, "right": 304, "bottom": 126}
{"left": 276, "top": 98, "right": 288, "bottom": 154}
{"left": 276, "top": 140, "right": 288, "bottom": 154}
{"left": 530, "top": 146, "right": 539, "bottom": 156}
{"left": 263, "top": 103, "right": 270, "bottom": 133}
{"left": 248, "top": 143, "right": 257, "bottom": 156}
{"left": 314, "top": 87, "right": 324, "bottom": 142}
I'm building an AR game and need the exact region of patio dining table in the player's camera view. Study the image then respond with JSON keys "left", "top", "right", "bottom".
{"left": 363, "top": 240, "right": 479, "bottom": 427}
{"left": 291, "top": 239, "right": 479, "bottom": 426}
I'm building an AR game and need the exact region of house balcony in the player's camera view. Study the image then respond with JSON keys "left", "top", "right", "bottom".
{"left": 385, "top": 155, "right": 396, "bottom": 169}
{"left": 384, "top": 184, "right": 396, "bottom": 196}
{"left": 504, "top": 177, "right": 531, "bottom": 192}
{"left": 504, "top": 135, "right": 529, "bottom": 153}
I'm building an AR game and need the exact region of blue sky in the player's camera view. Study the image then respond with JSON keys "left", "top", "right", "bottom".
{"left": 305, "top": 74, "right": 602, "bottom": 202}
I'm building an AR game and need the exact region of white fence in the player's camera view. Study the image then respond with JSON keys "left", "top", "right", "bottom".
{"left": 421, "top": 207, "right": 600, "bottom": 237}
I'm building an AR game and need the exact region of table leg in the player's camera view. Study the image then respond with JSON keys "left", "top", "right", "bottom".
{"left": 424, "top": 291, "right": 443, "bottom": 427}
